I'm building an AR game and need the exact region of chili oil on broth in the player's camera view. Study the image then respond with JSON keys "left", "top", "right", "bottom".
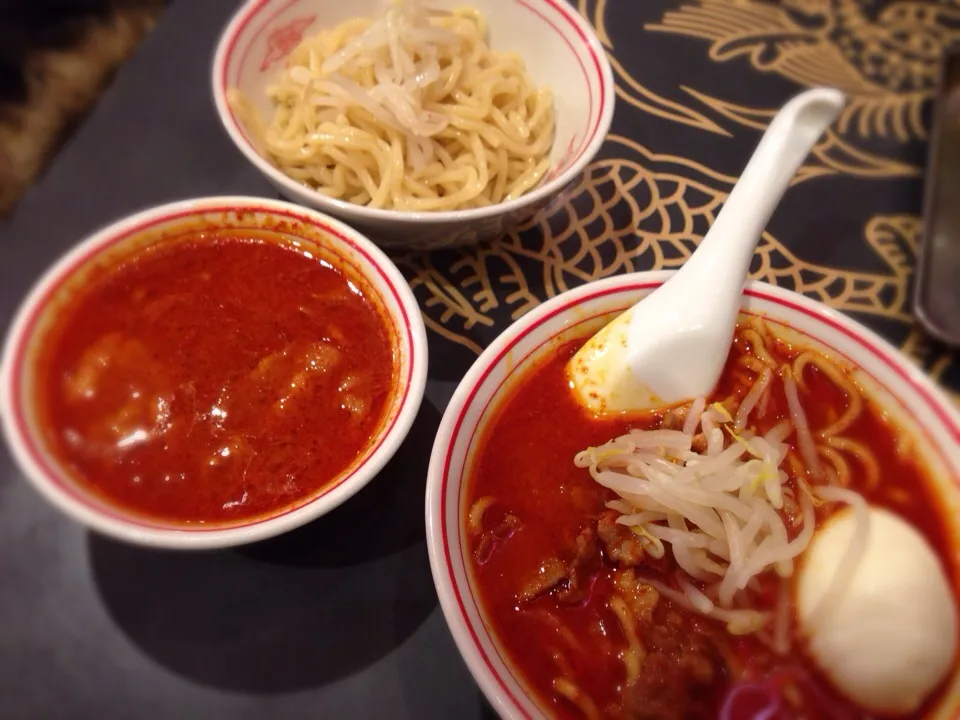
{"left": 464, "top": 324, "right": 957, "bottom": 720}
{"left": 33, "top": 228, "right": 397, "bottom": 526}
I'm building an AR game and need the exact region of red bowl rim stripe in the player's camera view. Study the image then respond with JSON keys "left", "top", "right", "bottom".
{"left": 217, "top": 0, "right": 607, "bottom": 177}
{"left": 231, "top": 0, "right": 301, "bottom": 104}
{"left": 439, "top": 279, "right": 960, "bottom": 716}
{"left": 7, "top": 204, "right": 416, "bottom": 532}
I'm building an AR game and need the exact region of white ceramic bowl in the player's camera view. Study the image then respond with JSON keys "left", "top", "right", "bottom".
{"left": 425, "top": 271, "right": 960, "bottom": 719}
{"left": 211, "top": 0, "right": 615, "bottom": 249}
{"left": 0, "top": 197, "right": 428, "bottom": 550}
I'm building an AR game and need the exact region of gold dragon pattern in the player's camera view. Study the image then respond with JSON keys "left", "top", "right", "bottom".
{"left": 392, "top": 135, "right": 926, "bottom": 350}
{"left": 579, "top": 0, "right": 960, "bottom": 181}
{"left": 388, "top": 0, "right": 959, "bottom": 403}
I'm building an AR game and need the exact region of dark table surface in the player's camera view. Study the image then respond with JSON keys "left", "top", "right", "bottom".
{"left": 1, "top": 0, "right": 958, "bottom": 718}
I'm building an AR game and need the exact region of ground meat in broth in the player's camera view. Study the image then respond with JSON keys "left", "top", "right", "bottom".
{"left": 622, "top": 606, "right": 724, "bottom": 720}
{"left": 519, "top": 526, "right": 602, "bottom": 605}
{"left": 598, "top": 511, "right": 646, "bottom": 568}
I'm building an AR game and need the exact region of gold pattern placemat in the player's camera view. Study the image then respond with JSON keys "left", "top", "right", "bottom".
{"left": 391, "top": 0, "right": 959, "bottom": 404}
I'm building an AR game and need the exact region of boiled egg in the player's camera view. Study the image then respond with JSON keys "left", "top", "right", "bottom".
{"left": 797, "top": 506, "right": 958, "bottom": 714}
{"left": 567, "top": 308, "right": 664, "bottom": 414}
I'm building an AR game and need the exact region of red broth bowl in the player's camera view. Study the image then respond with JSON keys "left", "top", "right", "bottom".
{"left": 0, "top": 197, "right": 427, "bottom": 549}
{"left": 425, "top": 271, "right": 960, "bottom": 719}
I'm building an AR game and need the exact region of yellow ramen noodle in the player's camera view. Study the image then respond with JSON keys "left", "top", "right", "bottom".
{"left": 229, "top": 3, "right": 555, "bottom": 211}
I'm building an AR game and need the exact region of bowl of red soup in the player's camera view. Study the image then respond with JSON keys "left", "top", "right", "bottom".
{"left": 1, "top": 197, "right": 427, "bottom": 549}
{"left": 426, "top": 271, "right": 960, "bottom": 719}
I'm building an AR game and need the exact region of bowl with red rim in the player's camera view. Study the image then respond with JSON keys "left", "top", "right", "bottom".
{"left": 0, "top": 196, "right": 428, "bottom": 550}
{"left": 211, "top": 0, "right": 615, "bottom": 249}
{"left": 424, "top": 270, "right": 960, "bottom": 718}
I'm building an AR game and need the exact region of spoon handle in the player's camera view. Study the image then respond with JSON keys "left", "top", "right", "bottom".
{"left": 676, "top": 88, "right": 845, "bottom": 286}
{"left": 570, "top": 88, "right": 846, "bottom": 413}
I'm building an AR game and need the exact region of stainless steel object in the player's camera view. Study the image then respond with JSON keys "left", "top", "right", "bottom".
{"left": 915, "top": 46, "right": 960, "bottom": 345}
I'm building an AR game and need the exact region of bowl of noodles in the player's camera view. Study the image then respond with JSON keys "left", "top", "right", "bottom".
{"left": 212, "top": 0, "right": 614, "bottom": 249}
{"left": 426, "top": 271, "right": 960, "bottom": 719}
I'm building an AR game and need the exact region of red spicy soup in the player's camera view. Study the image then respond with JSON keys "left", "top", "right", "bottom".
{"left": 466, "top": 323, "right": 956, "bottom": 719}
{"left": 35, "top": 229, "right": 396, "bottom": 525}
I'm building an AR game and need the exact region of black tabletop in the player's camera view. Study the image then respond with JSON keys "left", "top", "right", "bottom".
{"left": 1, "top": 0, "right": 958, "bottom": 718}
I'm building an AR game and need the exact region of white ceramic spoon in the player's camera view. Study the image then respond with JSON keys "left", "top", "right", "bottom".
{"left": 568, "top": 87, "right": 846, "bottom": 413}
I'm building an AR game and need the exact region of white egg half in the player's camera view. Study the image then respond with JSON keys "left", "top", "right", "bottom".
{"left": 797, "top": 506, "right": 958, "bottom": 714}
{"left": 567, "top": 307, "right": 663, "bottom": 414}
